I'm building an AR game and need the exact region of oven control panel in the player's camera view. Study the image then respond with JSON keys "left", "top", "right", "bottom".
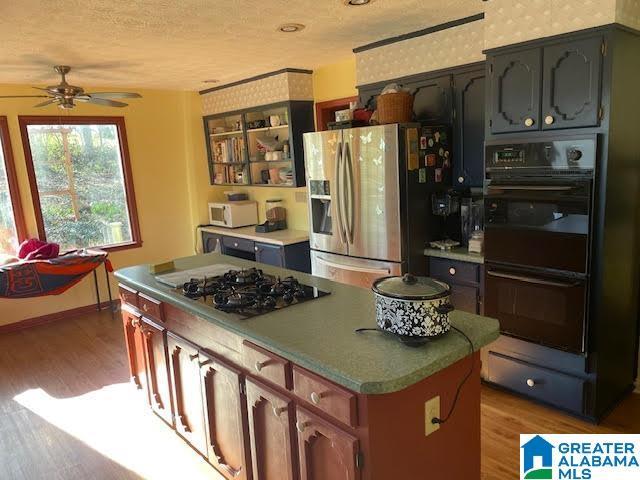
{"left": 485, "top": 136, "right": 596, "bottom": 173}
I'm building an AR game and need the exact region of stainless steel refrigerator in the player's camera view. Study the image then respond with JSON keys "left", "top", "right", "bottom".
{"left": 303, "top": 124, "right": 439, "bottom": 289}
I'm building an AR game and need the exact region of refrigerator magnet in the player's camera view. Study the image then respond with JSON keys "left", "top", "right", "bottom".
{"left": 443, "top": 157, "right": 451, "bottom": 168}
{"left": 419, "top": 168, "right": 427, "bottom": 183}
{"left": 420, "top": 136, "right": 427, "bottom": 149}
{"left": 426, "top": 154, "right": 436, "bottom": 167}
{"left": 435, "top": 168, "right": 443, "bottom": 183}
{"left": 406, "top": 128, "right": 419, "bottom": 170}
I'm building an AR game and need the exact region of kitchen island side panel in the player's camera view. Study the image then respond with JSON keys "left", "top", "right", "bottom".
{"left": 362, "top": 352, "right": 481, "bottom": 480}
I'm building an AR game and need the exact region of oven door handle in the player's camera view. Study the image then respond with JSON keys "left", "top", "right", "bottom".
{"left": 487, "top": 271, "right": 582, "bottom": 288}
{"left": 486, "top": 185, "right": 575, "bottom": 191}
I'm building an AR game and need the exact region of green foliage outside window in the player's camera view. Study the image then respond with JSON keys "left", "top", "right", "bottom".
{"left": 27, "top": 123, "right": 133, "bottom": 251}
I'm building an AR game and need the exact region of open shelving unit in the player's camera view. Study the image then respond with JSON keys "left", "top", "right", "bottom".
{"left": 203, "top": 100, "right": 314, "bottom": 187}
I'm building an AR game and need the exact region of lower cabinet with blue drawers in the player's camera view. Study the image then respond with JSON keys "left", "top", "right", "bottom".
{"left": 427, "top": 257, "right": 484, "bottom": 315}
{"left": 202, "top": 231, "right": 311, "bottom": 273}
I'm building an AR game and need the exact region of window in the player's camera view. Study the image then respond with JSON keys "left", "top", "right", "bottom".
{"left": 19, "top": 116, "right": 141, "bottom": 252}
{"left": 0, "top": 116, "right": 26, "bottom": 254}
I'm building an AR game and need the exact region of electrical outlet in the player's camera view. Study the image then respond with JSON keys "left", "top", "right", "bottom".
{"left": 424, "top": 396, "right": 440, "bottom": 437}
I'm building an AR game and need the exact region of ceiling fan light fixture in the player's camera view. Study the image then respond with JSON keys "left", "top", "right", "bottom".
{"left": 345, "top": 0, "right": 373, "bottom": 5}
{"left": 277, "top": 23, "right": 305, "bottom": 33}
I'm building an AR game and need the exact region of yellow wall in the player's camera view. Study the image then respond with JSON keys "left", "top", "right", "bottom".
{"left": 0, "top": 85, "right": 199, "bottom": 326}
{"left": 312, "top": 57, "right": 358, "bottom": 103}
{"left": 204, "top": 57, "right": 359, "bottom": 233}
{"left": 0, "top": 56, "right": 358, "bottom": 326}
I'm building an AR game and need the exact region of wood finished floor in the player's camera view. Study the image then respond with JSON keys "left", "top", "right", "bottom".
{"left": 0, "top": 311, "right": 638, "bottom": 480}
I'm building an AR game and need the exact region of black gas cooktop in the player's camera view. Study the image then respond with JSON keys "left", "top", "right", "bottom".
{"left": 179, "top": 267, "right": 329, "bottom": 319}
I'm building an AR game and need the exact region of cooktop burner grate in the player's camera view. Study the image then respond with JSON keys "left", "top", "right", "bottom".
{"left": 179, "top": 267, "right": 329, "bottom": 319}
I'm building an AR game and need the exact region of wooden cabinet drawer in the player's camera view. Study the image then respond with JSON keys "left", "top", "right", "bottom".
{"left": 119, "top": 285, "right": 138, "bottom": 307}
{"left": 486, "top": 352, "right": 585, "bottom": 414}
{"left": 292, "top": 366, "right": 358, "bottom": 428}
{"left": 429, "top": 257, "right": 479, "bottom": 285}
{"left": 242, "top": 341, "right": 292, "bottom": 390}
{"left": 139, "top": 293, "right": 164, "bottom": 322}
{"left": 222, "top": 236, "right": 255, "bottom": 253}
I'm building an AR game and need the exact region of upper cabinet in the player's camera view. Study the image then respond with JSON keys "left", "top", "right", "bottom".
{"left": 542, "top": 36, "right": 603, "bottom": 130}
{"left": 489, "top": 49, "right": 541, "bottom": 133}
{"left": 405, "top": 75, "right": 452, "bottom": 124}
{"left": 488, "top": 34, "right": 604, "bottom": 134}
{"left": 453, "top": 68, "right": 485, "bottom": 188}
{"left": 203, "top": 100, "right": 314, "bottom": 187}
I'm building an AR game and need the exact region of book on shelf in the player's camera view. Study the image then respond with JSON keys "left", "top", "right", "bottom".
{"left": 211, "top": 136, "right": 245, "bottom": 163}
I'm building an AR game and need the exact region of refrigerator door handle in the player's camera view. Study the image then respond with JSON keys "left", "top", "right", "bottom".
{"left": 343, "top": 142, "right": 355, "bottom": 244}
{"left": 315, "top": 255, "right": 392, "bottom": 276}
{"left": 334, "top": 141, "right": 347, "bottom": 244}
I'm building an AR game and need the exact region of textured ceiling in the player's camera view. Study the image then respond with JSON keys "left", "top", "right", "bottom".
{"left": 0, "top": 0, "right": 483, "bottom": 91}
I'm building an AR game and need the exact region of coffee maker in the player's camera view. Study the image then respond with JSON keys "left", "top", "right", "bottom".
{"left": 255, "top": 199, "right": 287, "bottom": 232}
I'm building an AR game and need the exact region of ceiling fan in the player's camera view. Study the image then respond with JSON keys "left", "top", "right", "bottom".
{"left": 0, "top": 65, "right": 142, "bottom": 109}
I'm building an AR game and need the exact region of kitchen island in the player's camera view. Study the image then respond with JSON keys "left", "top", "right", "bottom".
{"left": 115, "top": 253, "right": 499, "bottom": 480}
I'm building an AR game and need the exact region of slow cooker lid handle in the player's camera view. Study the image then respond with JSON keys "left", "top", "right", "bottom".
{"left": 402, "top": 273, "right": 418, "bottom": 285}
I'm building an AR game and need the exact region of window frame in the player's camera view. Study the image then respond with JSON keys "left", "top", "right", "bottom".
{"left": 18, "top": 116, "right": 142, "bottom": 252}
{"left": 0, "top": 116, "right": 27, "bottom": 247}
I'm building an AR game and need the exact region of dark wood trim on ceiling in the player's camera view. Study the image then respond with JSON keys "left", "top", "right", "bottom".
{"left": 0, "top": 116, "right": 28, "bottom": 245}
{"left": 353, "top": 12, "right": 485, "bottom": 53}
{"left": 17, "top": 115, "right": 142, "bottom": 252}
{"left": 199, "top": 68, "right": 313, "bottom": 95}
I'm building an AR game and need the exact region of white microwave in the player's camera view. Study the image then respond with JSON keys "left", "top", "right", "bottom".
{"left": 208, "top": 201, "right": 258, "bottom": 228}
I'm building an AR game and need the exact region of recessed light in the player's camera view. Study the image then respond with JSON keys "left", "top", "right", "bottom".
{"left": 277, "top": 23, "right": 305, "bottom": 33}
{"left": 345, "top": 0, "right": 372, "bottom": 5}
{"left": 203, "top": 79, "right": 219, "bottom": 84}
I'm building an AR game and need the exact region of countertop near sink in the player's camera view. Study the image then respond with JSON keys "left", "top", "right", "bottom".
{"left": 424, "top": 246, "right": 485, "bottom": 264}
{"left": 115, "top": 253, "right": 499, "bottom": 394}
{"left": 200, "top": 225, "right": 309, "bottom": 246}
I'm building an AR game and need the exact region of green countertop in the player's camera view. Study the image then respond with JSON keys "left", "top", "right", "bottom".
{"left": 115, "top": 253, "right": 499, "bottom": 394}
{"left": 424, "top": 247, "right": 485, "bottom": 264}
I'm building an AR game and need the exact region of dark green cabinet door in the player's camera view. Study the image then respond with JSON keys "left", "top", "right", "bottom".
{"left": 489, "top": 48, "right": 541, "bottom": 133}
{"left": 453, "top": 69, "right": 485, "bottom": 188}
{"left": 255, "top": 242, "right": 285, "bottom": 268}
{"left": 405, "top": 75, "right": 452, "bottom": 123}
{"left": 541, "top": 36, "right": 603, "bottom": 130}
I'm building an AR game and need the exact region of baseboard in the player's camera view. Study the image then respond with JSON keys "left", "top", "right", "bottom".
{"left": 0, "top": 300, "right": 121, "bottom": 334}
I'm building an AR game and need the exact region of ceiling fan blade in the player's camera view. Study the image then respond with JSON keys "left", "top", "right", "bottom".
{"left": 0, "top": 95, "right": 51, "bottom": 98}
{"left": 77, "top": 97, "right": 128, "bottom": 108}
{"left": 34, "top": 98, "right": 58, "bottom": 108}
{"left": 87, "top": 92, "right": 142, "bottom": 99}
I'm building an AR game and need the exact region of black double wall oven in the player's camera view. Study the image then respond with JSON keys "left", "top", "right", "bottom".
{"left": 483, "top": 135, "right": 597, "bottom": 354}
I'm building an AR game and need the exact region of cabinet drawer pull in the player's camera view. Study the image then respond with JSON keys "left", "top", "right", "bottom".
{"left": 449, "top": 267, "right": 456, "bottom": 276}
{"left": 544, "top": 115, "right": 555, "bottom": 125}
{"left": 524, "top": 117, "right": 535, "bottom": 127}
{"left": 457, "top": 176, "right": 465, "bottom": 184}
{"left": 296, "top": 421, "right": 309, "bottom": 433}
{"left": 254, "top": 246, "right": 259, "bottom": 251}
{"left": 254, "top": 360, "right": 268, "bottom": 372}
{"left": 272, "top": 405, "right": 287, "bottom": 418}
{"left": 526, "top": 378, "right": 536, "bottom": 387}
{"left": 234, "top": 242, "right": 239, "bottom": 247}
{"left": 142, "top": 303, "right": 149, "bottom": 312}
{"left": 310, "top": 391, "right": 324, "bottom": 405}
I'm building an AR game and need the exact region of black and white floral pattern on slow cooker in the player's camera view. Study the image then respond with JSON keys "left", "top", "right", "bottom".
{"left": 375, "top": 296, "right": 451, "bottom": 337}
